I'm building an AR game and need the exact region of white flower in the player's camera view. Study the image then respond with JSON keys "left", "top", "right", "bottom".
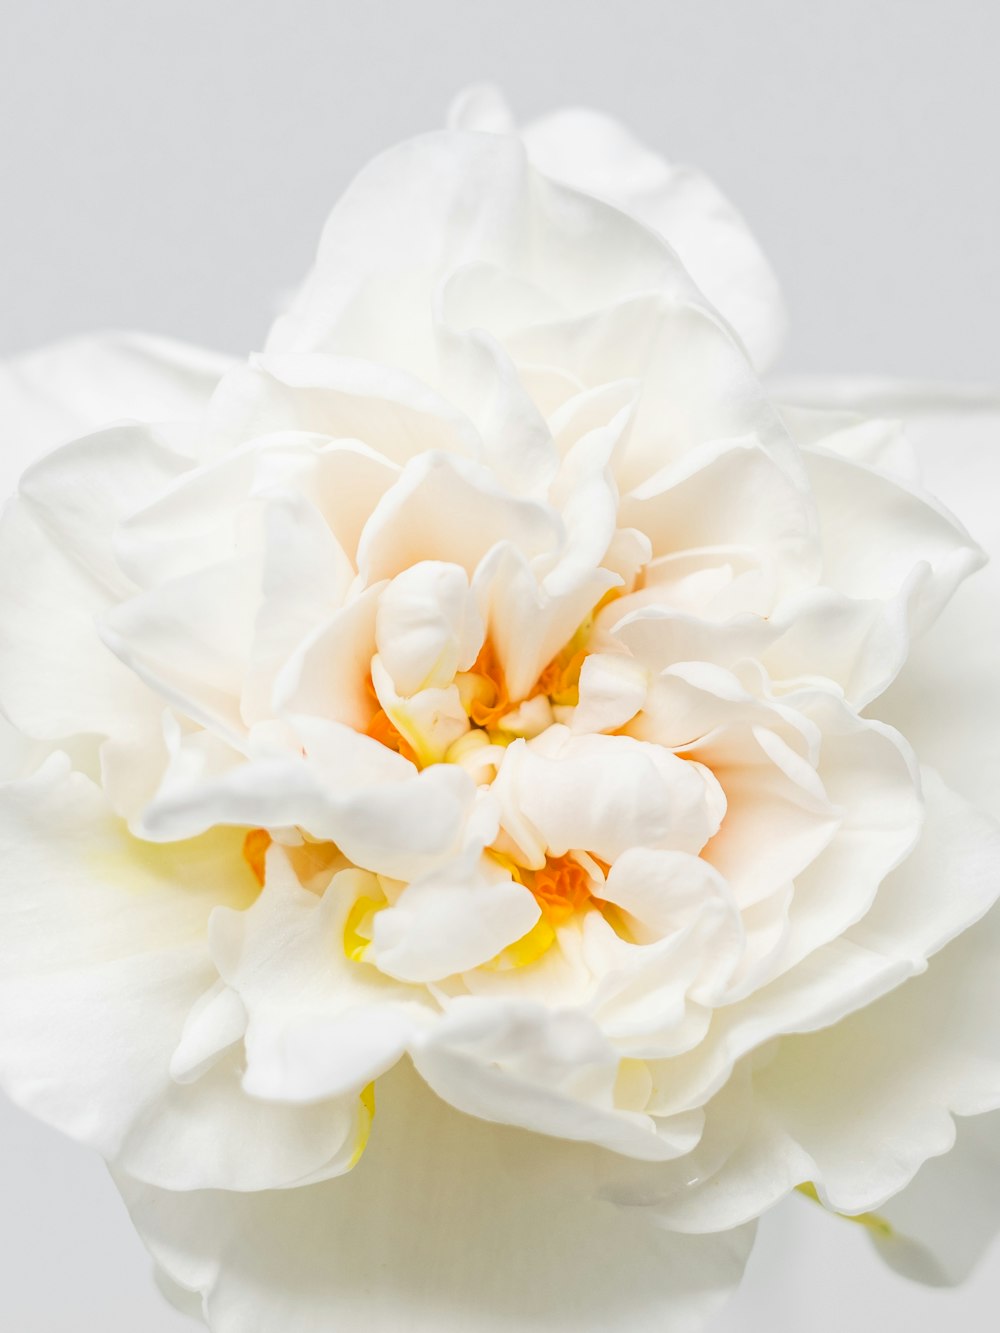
{"left": 2, "top": 90, "right": 1000, "bottom": 1331}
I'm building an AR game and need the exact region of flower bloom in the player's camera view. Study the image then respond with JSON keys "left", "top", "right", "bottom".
{"left": 2, "top": 87, "right": 1000, "bottom": 1331}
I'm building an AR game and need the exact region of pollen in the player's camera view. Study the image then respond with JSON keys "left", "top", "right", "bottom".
{"left": 343, "top": 892, "right": 387, "bottom": 963}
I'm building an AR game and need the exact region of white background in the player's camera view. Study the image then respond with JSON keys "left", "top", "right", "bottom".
{"left": 2, "top": 1, "right": 999, "bottom": 1328}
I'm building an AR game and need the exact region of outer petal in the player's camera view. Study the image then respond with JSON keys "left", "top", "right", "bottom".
{"left": 640, "top": 766, "right": 1000, "bottom": 1235}
{"left": 771, "top": 382, "right": 1000, "bottom": 1284}
{"left": 449, "top": 86, "right": 787, "bottom": 371}
{"left": 757, "top": 893, "right": 1000, "bottom": 1217}
{"left": 0, "top": 330, "right": 231, "bottom": 495}
{"left": 869, "top": 1108, "right": 1000, "bottom": 1286}
{"left": 0, "top": 756, "right": 358, "bottom": 1191}
{"left": 0, "top": 425, "right": 191, "bottom": 741}
{"left": 266, "top": 129, "right": 688, "bottom": 370}
{"left": 852, "top": 391, "right": 1000, "bottom": 818}
{"left": 117, "top": 1061, "right": 755, "bottom": 1333}
{"left": 618, "top": 435, "right": 818, "bottom": 605}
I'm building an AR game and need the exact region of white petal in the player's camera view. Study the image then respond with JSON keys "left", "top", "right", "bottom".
{"left": 267, "top": 130, "right": 682, "bottom": 368}
{"left": 370, "top": 654, "right": 470, "bottom": 766}
{"left": 0, "top": 426, "right": 190, "bottom": 741}
{"left": 754, "top": 900, "right": 1000, "bottom": 1217}
{"left": 241, "top": 492, "right": 354, "bottom": 726}
{"left": 274, "top": 584, "right": 381, "bottom": 729}
{"left": 169, "top": 980, "right": 248, "bottom": 1084}
{"left": 601, "top": 847, "right": 740, "bottom": 944}
{"left": 662, "top": 789, "right": 1000, "bottom": 1233}
{"left": 0, "top": 330, "right": 230, "bottom": 495}
{"left": 17, "top": 423, "right": 193, "bottom": 594}
{"left": 206, "top": 352, "right": 481, "bottom": 464}
{"left": 142, "top": 718, "right": 477, "bottom": 883}
{"left": 872, "top": 1108, "right": 1000, "bottom": 1285}
{"left": 434, "top": 324, "right": 558, "bottom": 495}
{"left": 451, "top": 89, "right": 786, "bottom": 370}
{"left": 357, "top": 451, "right": 558, "bottom": 584}
{"left": 572, "top": 651, "right": 648, "bottom": 734}
{"left": 0, "top": 496, "right": 156, "bottom": 742}
{"left": 375, "top": 560, "right": 482, "bottom": 695}
{"left": 101, "top": 555, "right": 260, "bottom": 740}
{"left": 414, "top": 997, "right": 703, "bottom": 1161}
{"left": 803, "top": 446, "right": 982, "bottom": 634}
{"left": 846, "top": 766, "right": 997, "bottom": 964}
{"left": 619, "top": 437, "right": 818, "bottom": 606}
{"left": 372, "top": 850, "right": 540, "bottom": 982}
{"left": 860, "top": 395, "right": 1000, "bottom": 817}
{"left": 118, "top": 1060, "right": 755, "bottom": 1332}
{"left": 475, "top": 540, "right": 617, "bottom": 701}
{"left": 766, "top": 695, "right": 923, "bottom": 974}
{"left": 511, "top": 292, "right": 798, "bottom": 494}
{"left": 0, "top": 756, "right": 356, "bottom": 1191}
{"left": 774, "top": 383, "right": 1000, "bottom": 753}
{"left": 493, "top": 729, "right": 724, "bottom": 867}
{"left": 209, "top": 850, "right": 426, "bottom": 1104}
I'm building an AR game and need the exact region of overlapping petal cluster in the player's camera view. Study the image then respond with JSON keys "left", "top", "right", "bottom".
{"left": 2, "top": 89, "right": 1000, "bottom": 1331}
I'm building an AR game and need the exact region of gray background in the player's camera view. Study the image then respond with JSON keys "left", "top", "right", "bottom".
{"left": 2, "top": 1, "right": 999, "bottom": 1328}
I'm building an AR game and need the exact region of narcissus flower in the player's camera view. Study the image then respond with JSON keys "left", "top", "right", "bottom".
{"left": 2, "top": 87, "right": 1000, "bottom": 1331}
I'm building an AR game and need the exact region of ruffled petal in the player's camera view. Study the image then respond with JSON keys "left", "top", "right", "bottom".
{"left": 651, "top": 776, "right": 1000, "bottom": 1234}
{"left": 0, "top": 756, "right": 359, "bottom": 1191}
{"left": 371, "top": 848, "right": 541, "bottom": 983}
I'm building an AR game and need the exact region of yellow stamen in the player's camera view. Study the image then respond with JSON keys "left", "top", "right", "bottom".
{"left": 499, "top": 916, "right": 557, "bottom": 968}
{"left": 532, "top": 642, "right": 587, "bottom": 707}
{"left": 528, "top": 593, "right": 620, "bottom": 708}
{"left": 343, "top": 894, "right": 387, "bottom": 963}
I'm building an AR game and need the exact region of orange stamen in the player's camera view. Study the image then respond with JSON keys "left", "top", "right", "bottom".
{"left": 532, "top": 644, "right": 587, "bottom": 706}
{"left": 366, "top": 706, "right": 419, "bottom": 764}
{"left": 528, "top": 594, "right": 622, "bottom": 707}
{"left": 242, "top": 828, "right": 272, "bottom": 887}
{"left": 466, "top": 639, "right": 511, "bottom": 730}
{"left": 531, "top": 854, "right": 600, "bottom": 925}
